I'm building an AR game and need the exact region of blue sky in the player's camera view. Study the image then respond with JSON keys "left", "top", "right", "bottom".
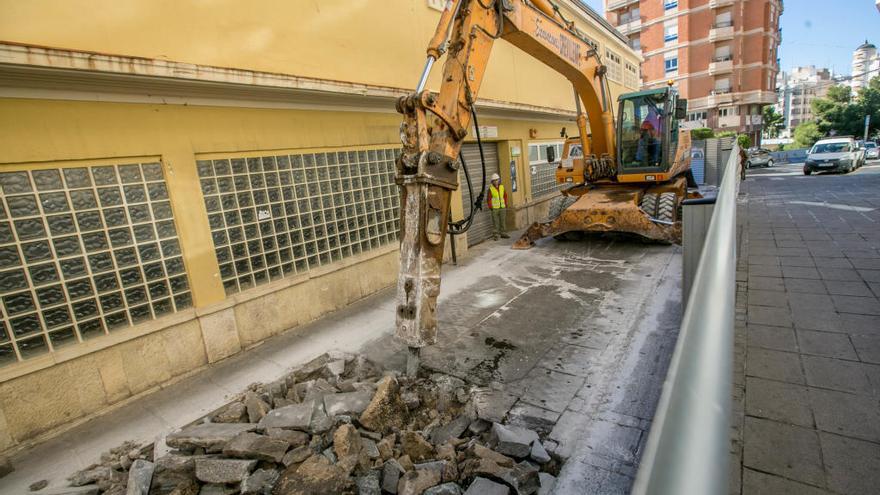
{"left": 581, "top": 0, "right": 880, "bottom": 75}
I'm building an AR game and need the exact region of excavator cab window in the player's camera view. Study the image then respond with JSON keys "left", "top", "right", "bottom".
{"left": 618, "top": 92, "right": 669, "bottom": 173}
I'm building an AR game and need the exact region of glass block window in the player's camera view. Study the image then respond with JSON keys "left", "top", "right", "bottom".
{"left": 0, "top": 162, "right": 192, "bottom": 366}
{"left": 198, "top": 147, "right": 401, "bottom": 296}
{"left": 529, "top": 143, "right": 565, "bottom": 198}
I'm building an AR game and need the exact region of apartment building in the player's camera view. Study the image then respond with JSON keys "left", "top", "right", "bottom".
{"left": 851, "top": 41, "right": 879, "bottom": 94}
{"left": 604, "top": 0, "right": 783, "bottom": 143}
{"left": 776, "top": 66, "right": 832, "bottom": 138}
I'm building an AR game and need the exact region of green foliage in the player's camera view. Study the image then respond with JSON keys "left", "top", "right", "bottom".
{"left": 761, "top": 105, "right": 783, "bottom": 138}
{"left": 690, "top": 128, "right": 715, "bottom": 140}
{"left": 794, "top": 121, "right": 823, "bottom": 148}
{"left": 737, "top": 134, "right": 752, "bottom": 150}
{"left": 716, "top": 130, "right": 736, "bottom": 138}
{"left": 811, "top": 78, "right": 880, "bottom": 138}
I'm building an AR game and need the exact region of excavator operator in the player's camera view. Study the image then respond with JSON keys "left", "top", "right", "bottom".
{"left": 636, "top": 120, "right": 661, "bottom": 166}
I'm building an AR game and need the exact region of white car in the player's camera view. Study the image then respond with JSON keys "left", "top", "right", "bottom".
{"left": 804, "top": 137, "right": 860, "bottom": 175}
{"left": 865, "top": 141, "right": 879, "bottom": 160}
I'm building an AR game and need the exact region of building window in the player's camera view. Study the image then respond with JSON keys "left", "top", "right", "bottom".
{"left": 663, "top": 21, "right": 678, "bottom": 44}
{"left": 605, "top": 49, "right": 622, "bottom": 83}
{"left": 719, "top": 106, "right": 737, "bottom": 117}
{"left": 624, "top": 62, "right": 639, "bottom": 88}
{"left": 664, "top": 55, "right": 679, "bottom": 74}
{"left": 528, "top": 143, "right": 565, "bottom": 198}
{"left": 664, "top": 0, "right": 678, "bottom": 10}
{"left": 0, "top": 162, "right": 192, "bottom": 366}
{"left": 197, "top": 148, "right": 400, "bottom": 296}
{"left": 687, "top": 111, "right": 708, "bottom": 122}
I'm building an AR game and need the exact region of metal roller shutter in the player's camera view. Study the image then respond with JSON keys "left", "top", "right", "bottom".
{"left": 457, "top": 142, "right": 500, "bottom": 246}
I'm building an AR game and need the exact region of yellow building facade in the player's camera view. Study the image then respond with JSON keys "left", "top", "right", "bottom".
{"left": 0, "top": 0, "right": 638, "bottom": 453}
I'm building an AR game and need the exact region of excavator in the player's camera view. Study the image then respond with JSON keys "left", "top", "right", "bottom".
{"left": 393, "top": 0, "right": 693, "bottom": 372}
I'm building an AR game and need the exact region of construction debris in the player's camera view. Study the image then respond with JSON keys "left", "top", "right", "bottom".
{"left": 62, "top": 352, "right": 559, "bottom": 494}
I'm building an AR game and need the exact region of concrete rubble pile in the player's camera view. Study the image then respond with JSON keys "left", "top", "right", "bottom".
{"left": 58, "top": 352, "right": 559, "bottom": 495}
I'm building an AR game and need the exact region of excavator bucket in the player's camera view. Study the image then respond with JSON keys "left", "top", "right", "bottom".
{"left": 512, "top": 184, "right": 682, "bottom": 249}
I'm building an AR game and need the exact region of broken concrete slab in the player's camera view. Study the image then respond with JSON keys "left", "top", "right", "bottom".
{"left": 323, "top": 390, "right": 373, "bottom": 416}
{"left": 222, "top": 432, "right": 289, "bottom": 463}
{"left": 424, "top": 482, "right": 463, "bottom": 495}
{"left": 333, "top": 424, "right": 362, "bottom": 458}
{"left": 212, "top": 402, "right": 247, "bottom": 423}
{"left": 362, "top": 438, "right": 380, "bottom": 459}
{"left": 240, "top": 468, "right": 280, "bottom": 495}
{"left": 397, "top": 465, "right": 442, "bottom": 495}
{"left": 308, "top": 400, "right": 334, "bottom": 434}
{"left": 257, "top": 401, "right": 314, "bottom": 430}
{"left": 430, "top": 415, "right": 471, "bottom": 446}
{"left": 125, "top": 459, "right": 155, "bottom": 495}
{"left": 243, "top": 391, "right": 271, "bottom": 423}
{"left": 489, "top": 423, "right": 539, "bottom": 458}
{"left": 464, "top": 477, "right": 510, "bottom": 495}
{"left": 382, "top": 459, "right": 405, "bottom": 494}
{"left": 468, "top": 444, "right": 515, "bottom": 467}
{"left": 274, "top": 455, "right": 351, "bottom": 495}
{"left": 472, "top": 388, "right": 518, "bottom": 423}
{"left": 265, "top": 428, "right": 310, "bottom": 447}
{"left": 498, "top": 460, "right": 540, "bottom": 495}
{"left": 68, "top": 466, "right": 113, "bottom": 487}
{"left": 356, "top": 469, "right": 382, "bottom": 495}
{"left": 400, "top": 431, "right": 435, "bottom": 462}
{"left": 537, "top": 473, "right": 556, "bottom": 495}
{"left": 360, "top": 375, "right": 408, "bottom": 434}
{"left": 529, "top": 441, "right": 550, "bottom": 465}
{"left": 39, "top": 487, "right": 101, "bottom": 495}
{"left": 194, "top": 458, "right": 257, "bottom": 484}
{"left": 166, "top": 423, "right": 257, "bottom": 452}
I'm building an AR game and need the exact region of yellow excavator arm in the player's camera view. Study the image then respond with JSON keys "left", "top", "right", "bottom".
{"left": 394, "top": 0, "right": 618, "bottom": 368}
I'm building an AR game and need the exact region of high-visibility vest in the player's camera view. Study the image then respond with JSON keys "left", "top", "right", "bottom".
{"left": 489, "top": 184, "right": 506, "bottom": 209}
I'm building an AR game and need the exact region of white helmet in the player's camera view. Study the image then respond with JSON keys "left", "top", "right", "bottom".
{"left": 491, "top": 173, "right": 501, "bottom": 181}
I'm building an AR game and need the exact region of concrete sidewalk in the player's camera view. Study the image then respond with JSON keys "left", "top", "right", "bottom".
{"left": 732, "top": 165, "right": 880, "bottom": 495}
{"left": 1, "top": 230, "right": 683, "bottom": 494}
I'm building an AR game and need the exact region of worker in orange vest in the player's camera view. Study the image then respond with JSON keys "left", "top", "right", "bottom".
{"left": 488, "top": 173, "right": 509, "bottom": 240}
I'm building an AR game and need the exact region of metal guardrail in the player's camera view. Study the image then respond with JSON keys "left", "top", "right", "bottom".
{"left": 770, "top": 148, "right": 808, "bottom": 164}
{"left": 631, "top": 143, "right": 739, "bottom": 494}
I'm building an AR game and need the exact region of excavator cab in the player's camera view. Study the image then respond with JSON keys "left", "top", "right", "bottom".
{"left": 514, "top": 86, "right": 693, "bottom": 248}
{"left": 616, "top": 87, "right": 688, "bottom": 181}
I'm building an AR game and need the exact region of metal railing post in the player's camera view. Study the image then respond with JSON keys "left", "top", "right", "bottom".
{"left": 631, "top": 142, "right": 740, "bottom": 495}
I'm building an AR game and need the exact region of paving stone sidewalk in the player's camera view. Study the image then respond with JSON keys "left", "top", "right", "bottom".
{"left": 731, "top": 169, "right": 880, "bottom": 495}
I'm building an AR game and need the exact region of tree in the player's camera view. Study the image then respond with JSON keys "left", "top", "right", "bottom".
{"left": 811, "top": 79, "right": 880, "bottom": 138}
{"left": 690, "top": 128, "right": 714, "bottom": 140}
{"left": 793, "top": 121, "right": 822, "bottom": 149}
{"left": 737, "top": 134, "right": 752, "bottom": 150}
{"left": 854, "top": 76, "right": 880, "bottom": 139}
{"left": 761, "top": 105, "right": 783, "bottom": 138}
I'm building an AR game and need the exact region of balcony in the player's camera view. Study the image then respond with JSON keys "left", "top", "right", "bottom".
{"left": 616, "top": 16, "right": 642, "bottom": 35}
{"left": 709, "top": 0, "right": 735, "bottom": 7}
{"left": 718, "top": 114, "right": 741, "bottom": 128}
{"left": 709, "top": 22, "right": 735, "bottom": 42}
{"left": 708, "top": 88, "right": 734, "bottom": 106}
{"left": 607, "top": 0, "right": 639, "bottom": 11}
{"left": 681, "top": 119, "right": 708, "bottom": 130}
{"left": 708, "top": 56, "right": 733, "bottom": 75}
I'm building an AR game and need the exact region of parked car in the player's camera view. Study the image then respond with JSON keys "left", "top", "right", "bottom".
{"left": 865, "top": 141, "right": 879, "bottom": 160}
{"left": 745, "top": 147, "right": 774, "bottom": 168}
{"left": 854, "top": 140, "right": 867, "bottom": 168}
{"left": 804, "top": 137, "right": 860, "bottom": 175}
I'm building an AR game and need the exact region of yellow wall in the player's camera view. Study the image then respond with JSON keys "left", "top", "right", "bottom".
{"left": 0, "top": 97, "right": 570, "bottom": 453}
{"left": 0, "top": 0, "right": 638, "bottom": 113}
{"left": 0, "top": 0, "right": 640, "bottom": 455}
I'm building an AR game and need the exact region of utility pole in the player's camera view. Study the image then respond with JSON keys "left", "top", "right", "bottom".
{"left": 865, "top": 115, "right": 871, "bottom": 142}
